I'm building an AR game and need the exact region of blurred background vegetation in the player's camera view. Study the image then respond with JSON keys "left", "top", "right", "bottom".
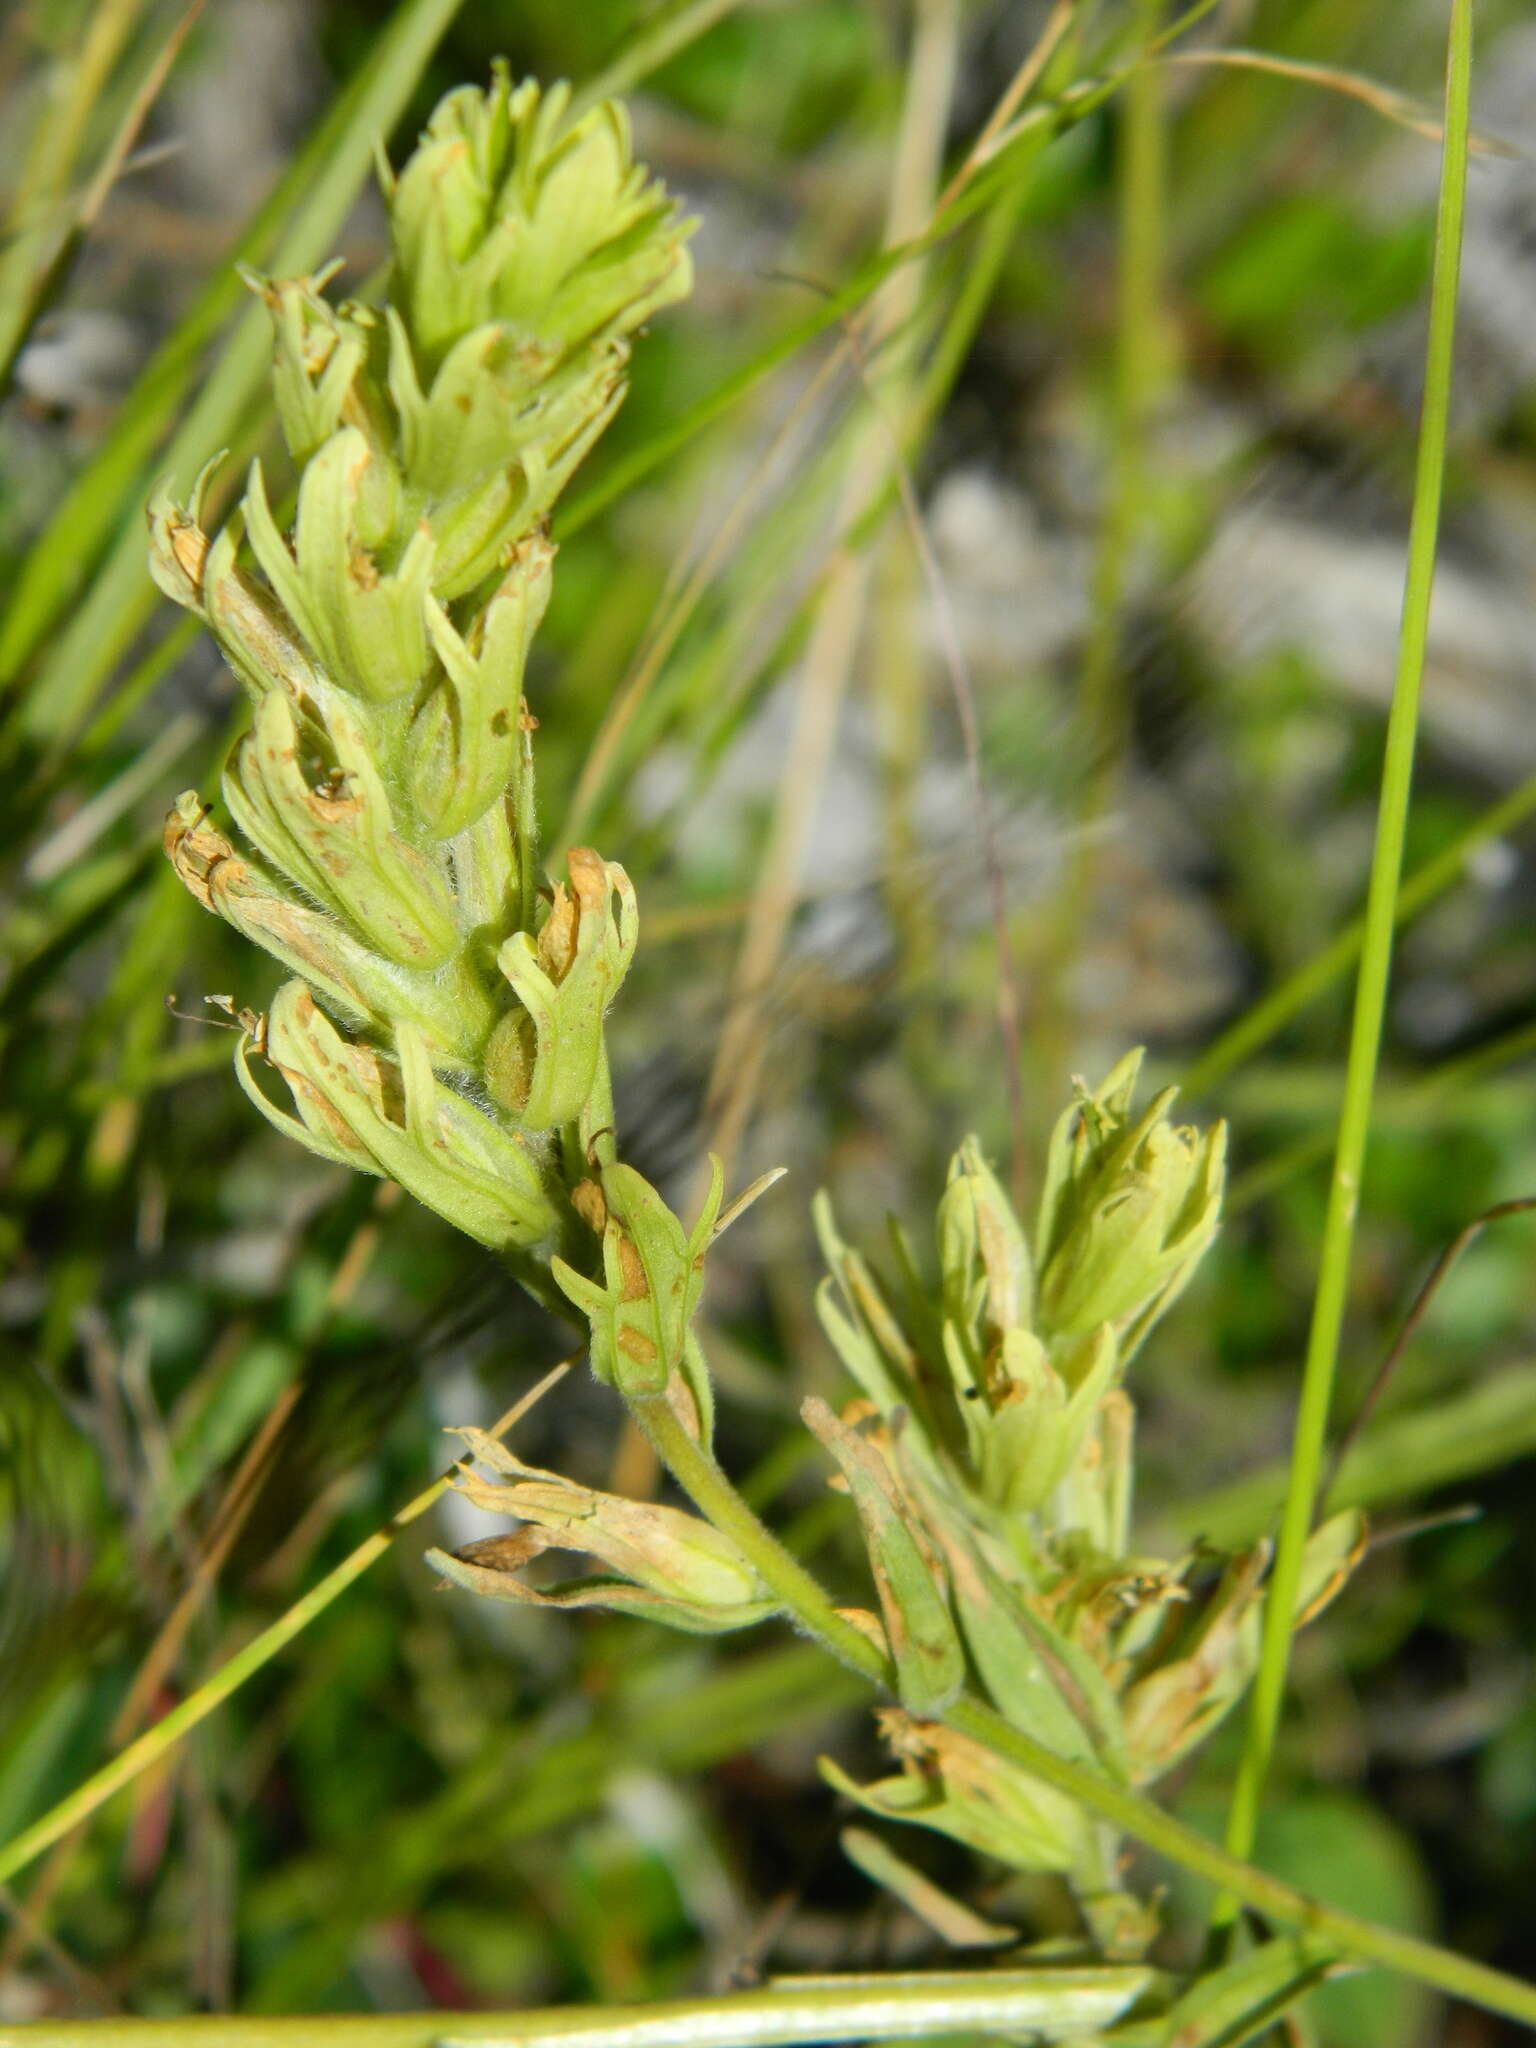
{"left": 2, "top": 0, "right": 1535, "bottom": 2040}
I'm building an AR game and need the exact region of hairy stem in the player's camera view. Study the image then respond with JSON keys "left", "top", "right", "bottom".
{"left": 628, "top": 1387, "right": 895, "bottom": 1688}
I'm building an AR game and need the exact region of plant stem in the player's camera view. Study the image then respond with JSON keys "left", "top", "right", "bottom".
{"left": 628, "top": 1390, "right": 895, "bottom": 1688}
{"left": 1216, "top": 0, "right": 1473, "bottom": 1918}
{"left": 699, "top": 0, "right": 958, "bottom": 1188}
{"left": 6, "top": 0, "right": 467, "bottom": 750}
{"left": 14, "top": 1336, "right": 1535, "bottom": 2031}
{"left": 945, "top": 1696, "right": 1536, "bottom": 2029}
{"left": 1085, "top": 0, "right": 1166, "bottom": 795}
{"left": 1040, "top": 0, "right": 1165, "bottom": 1082}
{"left": 629, "top": 1371, "right": 1536, "bottom": 2030}
{"left": 0, "top": 1967, "right": 1148, "bottom": 2047}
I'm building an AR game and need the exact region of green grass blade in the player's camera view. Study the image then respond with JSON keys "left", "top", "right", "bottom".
{"left": 560, "top": 84, "right": 1113, "bottom": 546}
{"left": 0, "top": 1409, "right": 496, "bottom": 1894}
{"left": 1216, "top": 0, "right": 1474, "bottom": 1915}
{"left": 0, "top": 0, "right": 151, "bottom": 390}
{"left": 579, "top": 0, "right": 748, "bottom": 107}
{"left": 1, "top": 145, "right": 327, "bottom": 693}
{"left": 1173, "top": 1361, "right": 1536, "bottom": 1547}
{"left": 3, "top": 0, "right": 465, "bottom": 748}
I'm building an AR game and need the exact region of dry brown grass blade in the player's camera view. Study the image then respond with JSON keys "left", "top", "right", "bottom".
{"left": 838, "top": 310, "right": 1029, "bottom": 1201}
{"left": 1163, "top": 48, "right": 1517, "bottom": 157}
{"left": 934, "top": 0, "right": 1073, "bottom": 214}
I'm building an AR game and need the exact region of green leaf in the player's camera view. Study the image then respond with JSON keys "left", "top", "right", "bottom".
{"left": 801, "top": 1396, "right": 964, "bottom": 1717}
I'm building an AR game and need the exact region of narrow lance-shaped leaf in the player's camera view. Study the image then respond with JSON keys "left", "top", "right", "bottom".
{"left": 801, "top": 1396, "right": 965, "bottom": 1718}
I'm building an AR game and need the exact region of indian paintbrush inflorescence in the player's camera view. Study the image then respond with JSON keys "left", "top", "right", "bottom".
{"left": 156, "top": 67, "right": 1361, "bottom": 1970}
{"left": 153, "top": 70, "right": 693, "bottom": 1301}
{"left": 812, "top": 1057, "right": 1363, "bottom": 1922}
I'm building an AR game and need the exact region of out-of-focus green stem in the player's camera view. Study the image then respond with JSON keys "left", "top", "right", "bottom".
{"left": 0, "top": 1967, "right": 1148, "bottom": 2048}
{"left": 580, "top": 0, "right": 747, "bottom": 105}
{"left": 0, "top": 0, "right": 147, "bottom": 390}
{"left": 7, "top": 0, "right": 466, "bottom": 748}
{"left": 1081, "top": 0, "right": 1165, "bottom": 798}
{"left": 1041, "top": 0, "right": 1165, "bottom": 1079}
{"left": 1216, "top": 0, "right": 1474, "bottom": 1919}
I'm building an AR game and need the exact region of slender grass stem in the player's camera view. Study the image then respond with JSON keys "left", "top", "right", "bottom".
{"left": 1040, "top": 0, "right": 1165, "bottom": 1080}
{"left": 700, "top": 0, "right": 959, "bottom": 1187}
{"left": 4, "top": 0, "right": 467, "bottom": 750}
{"left": 580, "top": 0, "right": 749, "bottom": 107}
{"left": 0, "top": 1382, "right": 558, "bottom": 1893}
{"left": 0, "top": 0, "right": 146, "bottom": 393}
{"left": 1083, "top": 0, "right": 1166, "bottom": 797}
{"left": 560, "top": 61, "right": 1152, "bottom": 547}
{"left": 1216, "top": 0, "right": 1474, "bottom": 1918}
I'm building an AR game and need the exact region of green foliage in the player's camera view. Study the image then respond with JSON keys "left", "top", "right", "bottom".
{"left": 1172, "top": 1792, "right": 1437, "bottom": 2048}
{"left": 1197, "top": 196, "right": 1433, "bottom": 364}
{"left": 2, "top": 1, "right": 1536, "bottom": 2039}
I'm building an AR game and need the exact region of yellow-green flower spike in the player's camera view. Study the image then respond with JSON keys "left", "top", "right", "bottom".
{"left": 156, "top": 69, "right": 693, "bottom": 1296}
